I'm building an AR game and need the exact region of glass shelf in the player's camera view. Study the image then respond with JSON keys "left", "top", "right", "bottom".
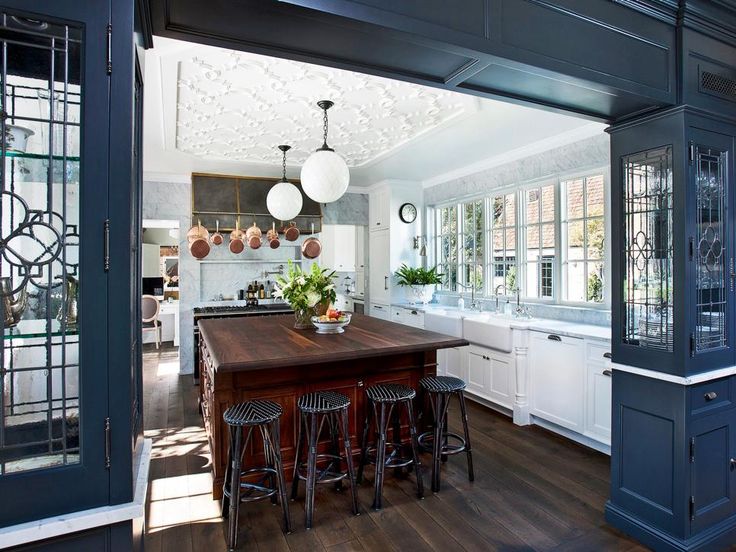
{"left": 5, "top": 150, "right": 80, "bottom": 162}
{"left": 3, "top": 319, "right": 79, "bottom": 340}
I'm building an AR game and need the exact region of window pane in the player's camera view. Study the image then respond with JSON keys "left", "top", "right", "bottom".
{"left": 526, "top": 189, "right": 540, "bottom": 223}
{"left": 586, "top": 175, "right": 605, "bottom": 217}
{"left": 526, "top": 262, "right": 540, "bottom": 298}
{"left": 587, "top": 261, "right": 604, "bottom": 303}
{"left": 567, "top": 261, "right": 586, "bottom": 302}
{"left": 567, "top": 220, "right": 585, "bottom": 260}
{"left": 506, "top": 226, "right": 516, "bottom": 250}
{"left": 506, "top": 195, "right": 516, "bottom": 226}
{"left": 541, "top": 258, "right": 554, "bottom": 298}
{"left": 586, "top": 218, "right": 605, "bottom": 259}
{"left": 527, "top": 225, "right": 540, "bottom": 256}
{"left": 541, "top": 185, "right": 556, "bottom": 222}
{"left": 566, "top": 179, "right": 584, "bottom": 219}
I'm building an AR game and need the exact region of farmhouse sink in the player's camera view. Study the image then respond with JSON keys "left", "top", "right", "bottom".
{"left": 462, "top": 313, "right": 516, "bottom": 352}
{"left": 424, "top": 309, "right": 464, "bottom": 338}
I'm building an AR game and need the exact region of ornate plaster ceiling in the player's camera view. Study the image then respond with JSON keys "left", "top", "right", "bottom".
{"left": 175, "top": 49, "right": 474, "bottom": 167}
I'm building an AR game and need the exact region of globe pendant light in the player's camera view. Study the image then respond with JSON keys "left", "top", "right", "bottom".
{"left": 300, "top": 100, "right": 350, "bottom": 203}
{"left": 266, "top": 144, "right": 303, "bottom": 222}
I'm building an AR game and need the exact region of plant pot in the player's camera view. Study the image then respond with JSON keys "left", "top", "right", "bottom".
{"left": 293, "top": 307, "right": 315, "bottom": 329}
{"left": 405, "top": 285, "right": 435, "bottom": 305}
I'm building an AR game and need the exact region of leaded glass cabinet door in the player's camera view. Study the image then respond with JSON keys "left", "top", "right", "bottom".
{"left": 0, "top": 0, "right": 110, "bottom": 526}
{"left": 688, "top": 128, "right": 734, "bottom": 370}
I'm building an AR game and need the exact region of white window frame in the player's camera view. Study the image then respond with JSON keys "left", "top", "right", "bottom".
{"left": 429, "top": 166, "right": 610, "bottom": 309}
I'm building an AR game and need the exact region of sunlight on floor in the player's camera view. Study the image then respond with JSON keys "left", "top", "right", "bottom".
{"left": 156, "top": 359, "right": 180, "bottom": 376}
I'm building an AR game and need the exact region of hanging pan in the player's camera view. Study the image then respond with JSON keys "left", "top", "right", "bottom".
{"left": 229, "top": 219, "right": 245, "bottom": 254}
{"left": 211, "top": 220, "right": 224, "bottom": 246}
{"left": 301, "top": 223, "right": 322, "bottom": 259}
{"left": 187, "top": 221, "right": 210, "bottom": 259}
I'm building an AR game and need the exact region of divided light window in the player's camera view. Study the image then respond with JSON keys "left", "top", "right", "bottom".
{"left": 436, "top": 205, "right": 458, "bottom": 291}
{"left": 490, "top": 193, "right": 517, "bottom": 294}
{"left": 562, "top": 175, "right": 605, "bottom": 303}
{"left": 523, "top": 184, "right": 557, "bottom": 300}
{"left": 461, "top": 200, "right": 484, "bottom": 295}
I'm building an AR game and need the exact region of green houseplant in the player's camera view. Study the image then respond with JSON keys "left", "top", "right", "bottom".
{"left": 274, "top": 261, "right": 337, "bottom": 328}
{"left": 395, "top": 264, "right": 443, "bottom": 304}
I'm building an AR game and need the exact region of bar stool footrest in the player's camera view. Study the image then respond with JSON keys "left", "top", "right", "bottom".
{"left": 418, "top": 431, "right": 467, "bottom": 455}
{"left": 295, "top": 453, "right": 349, "bottom": 485}
{"left": 363, "top": 442, "right": 415, "bottom": 469}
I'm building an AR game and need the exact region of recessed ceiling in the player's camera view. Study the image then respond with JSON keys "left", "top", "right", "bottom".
{"left": 175, "top": 48, "right": 474, "bottom": 167}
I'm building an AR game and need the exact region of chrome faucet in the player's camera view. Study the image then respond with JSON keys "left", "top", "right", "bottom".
{"left": 494, "top": 284, "right": 507, "bottom": 312}
{"left": 458, "top": 279, "right": 481, "bottom": 311}
{"left": 263, "top": 264, "right": 284, "bottom": 277}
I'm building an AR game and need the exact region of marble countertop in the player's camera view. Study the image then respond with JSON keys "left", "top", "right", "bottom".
{"left": 393, "top": 303, "right": 611, "bottom": 342}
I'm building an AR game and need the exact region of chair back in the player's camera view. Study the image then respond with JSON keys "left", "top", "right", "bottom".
{"left": 142, "top": 294, "right": 160, "bottom": 323}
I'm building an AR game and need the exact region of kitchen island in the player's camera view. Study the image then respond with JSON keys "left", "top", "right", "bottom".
{"left": 198, "top": 313, "right": 468, "bottom": 497}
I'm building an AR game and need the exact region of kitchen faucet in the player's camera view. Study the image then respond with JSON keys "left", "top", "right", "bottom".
{"left": 263, "top": 264, "right": 284, "bottom": 277}
{"left": 457, "top": 279, "right": 481, "bottom": 311}
{"left": 494, "top": 284, "right": 507, "bottom": 312}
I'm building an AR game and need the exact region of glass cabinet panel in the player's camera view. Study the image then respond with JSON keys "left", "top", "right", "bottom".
{"left": 622, "top": 147, "right": 673, "bottom": 351}
{"left": 1, "top": 13, "right": 82, "bottom": 475}
{"left": 694, "top": 144, "right": 728, "bottom": 352}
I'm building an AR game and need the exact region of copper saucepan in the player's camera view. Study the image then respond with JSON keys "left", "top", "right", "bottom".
{"left": 267, "top": 222, "right": 280, "bottom": 249}
{"left": 301, "top": 223, "right": 322, "bottom": 259}
{"left": 211, "top": 220, "right": 224, "bottom": 246}
{"left": 187, "top": 221, "right": 210, "bottom": 259}
{"left": 246, "top": 222, "right": 262, "bottom": 249}
{"left": 283, "top": 221, "right": 300, "bottom": 242}
{"left": 229, "top": 220, "right": 245, "bottom": 254}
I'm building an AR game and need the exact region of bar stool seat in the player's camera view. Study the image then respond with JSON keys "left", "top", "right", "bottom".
{"left": 222, "top": 400, "right": 291, "bottom": 551}
{"left": 358, "top": 382, "right": 424, "bottom": 510}
{"left": 418, "top": 376, "right": 474, "bottom": 493}
{"left": 292, "top": 390, "right": 360, "bottom": 529}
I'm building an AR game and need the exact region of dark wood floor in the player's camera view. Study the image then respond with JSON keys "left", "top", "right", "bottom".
{"left": 142, "top": 344, "right": 649, "bottom": 552}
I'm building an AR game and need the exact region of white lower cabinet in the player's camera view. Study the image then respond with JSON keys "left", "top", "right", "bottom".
{"left": 437, "top": 346, "right": 466, "bottom": 380}
{"left": 529, "top": 331, "right": 586, "bottom": 432}
{"left": 370, "top": 302, "right": 390, "bottom": 320}
{"left": 390, "top": 306, "right": 425, "bottom": 328}
{"left": 464, "top": 345, "right": 515, "bottom": 410}
{"left": 585, "top": 342, "right": 613, "bottom": 443}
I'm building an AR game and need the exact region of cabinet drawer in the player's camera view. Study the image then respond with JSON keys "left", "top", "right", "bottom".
{"left": 690, "top": 378, "right": 733, "bottom": 417}
{"left": 586, "top": 342, "right": 612, "bottom": 363}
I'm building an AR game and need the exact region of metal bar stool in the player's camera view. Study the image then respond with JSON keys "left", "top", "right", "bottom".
{"left": 221, "top": 400, "right": 291, "bottom": 551}
{"left": 291, "top": 390, "right": 360, "bottom": 529}
{"left": 357, "top": 383, "right": 424, "bottom": 510}
{"left": 418, "top": 376, "right": 474, "bottom": 493}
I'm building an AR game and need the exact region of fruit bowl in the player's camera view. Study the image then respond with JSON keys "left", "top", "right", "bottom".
{"left": 311, "top": 312, "right": 351, "bottom": 334}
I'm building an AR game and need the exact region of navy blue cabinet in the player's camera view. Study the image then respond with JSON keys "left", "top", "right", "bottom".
{"left": 610, "top": 110, "right": 736, "bottom": 377}
{"left": 607, "top": 371, "right": 736, "bottom": 550}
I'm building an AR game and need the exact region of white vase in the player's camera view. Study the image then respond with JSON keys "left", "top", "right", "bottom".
{"left": 405, "top": 285, "right": 435, "bottom": 304}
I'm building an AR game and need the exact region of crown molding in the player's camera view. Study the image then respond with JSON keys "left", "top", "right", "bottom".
{"left": 422, "top": 122, "right": 606, "bottom": 189}
{"left": 143, "top": 171, "right": 192, "bottom": 184}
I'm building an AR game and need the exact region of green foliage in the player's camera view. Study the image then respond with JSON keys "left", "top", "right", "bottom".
{"left": 505, "top": 265, "right": 517, "bottom": 291}
{"left": 394, "top": 264, "right": 443, "bottom": 286}
{"left": 587, "top": 272, "right": 603, "bottom": 303}
{"left": 274, "top": 261, "right": 337, "bottom": 310}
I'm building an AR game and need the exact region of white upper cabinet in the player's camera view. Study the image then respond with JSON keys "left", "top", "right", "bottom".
{"left": 320, "top": 224, "right": 356, "bottom": 272}
{"left": 369, "top": 228, "right": 391, "bottom": 304}
{"left": 369, "top": 186, "right": 391, "bottom": 231}
{"left": 355, "top": 225, "right": 365, "bottom": 270}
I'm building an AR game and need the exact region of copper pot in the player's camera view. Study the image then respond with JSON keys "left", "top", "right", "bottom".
{"left": 266, "top": 223, "right": 280, "bottom": 249}
{"left": 301, "top": 224, "right": 322, "bottom": 259}
{"left": 229, "top": 220, "right": 245, "bottom": 254}
{"left": 283, "top": 221, "right": 300, "bottom": 242}
{"left": 187, "top": 222, "right": 210, "bottom": 259}
{"left": 246, "top": 222, "right": 262, "bottom": 249}
{"left": 211, "top": 220, "right": 224, "bottom": 246}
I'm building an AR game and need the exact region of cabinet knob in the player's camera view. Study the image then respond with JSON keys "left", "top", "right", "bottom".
{"left": 602, "top": 369, "right": 612, "bottom": 377}
{"left": 357, "top": 380, "right": 364, "bottom": 388}
{"left": 704, "top": 391, "right": 718, "bottom": 401}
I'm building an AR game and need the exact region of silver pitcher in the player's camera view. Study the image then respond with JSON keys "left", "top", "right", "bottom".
{"left": 56, "top": 275, "right": 79, "bottom": 328}
{"left": 1, "top": 277, "right": 28, "bottom": 328}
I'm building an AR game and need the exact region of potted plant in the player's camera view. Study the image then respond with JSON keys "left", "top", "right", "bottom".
{"left": 395, "top": 264, "right": 443, "bottom": 304}
{"left": 274, "top": 261, "right": 337, "bottom": 328}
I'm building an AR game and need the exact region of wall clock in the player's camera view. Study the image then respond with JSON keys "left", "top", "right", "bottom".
{"left": 399, "top": 202, "right": 417, "bottom": 223}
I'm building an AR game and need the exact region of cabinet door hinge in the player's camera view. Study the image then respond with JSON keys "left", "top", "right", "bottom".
{"left": 103, "top": 219, "right": 110, "bottom": 272}
{"left": 689, "top": 437, "right": 695, "bottom": 463}
{"left": 104, "top": 417, "right": 111, "bottom": 469}
{"left": 106, "top": 23, "right": 112, "bottom": 75}
{"left": 690, "top": 332, "right": 696, "bottom": 357}
{"left": 689, "top": 495, "right": 696, "bottom": 521}
{"left": 689, "top": 142, "right": 695, "bottom": 165}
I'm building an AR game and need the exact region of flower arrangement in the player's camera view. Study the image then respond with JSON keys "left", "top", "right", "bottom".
{"left": 274, "top": 261, "right": 337, "bottom": 327}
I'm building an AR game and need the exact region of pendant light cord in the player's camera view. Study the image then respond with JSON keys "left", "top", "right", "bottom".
{"left": 322, "top": 105, "right": 329, "bottom": 149}
{"left": 282, "top": 148, "right": 287, "bottom": 181}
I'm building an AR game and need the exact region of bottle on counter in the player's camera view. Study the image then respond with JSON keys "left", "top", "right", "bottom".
{"left": 457, "top": 297, "right": 465, "bottom": 310}
{"left": 258, "top": 283, "right": 266, "bottom": 299}
{"left": 246, "top": 284, "right": 254, "bottom": 298}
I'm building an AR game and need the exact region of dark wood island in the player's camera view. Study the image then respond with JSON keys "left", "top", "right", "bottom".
{"left": 198, "top": 313, "right": 468, "bottom": 497}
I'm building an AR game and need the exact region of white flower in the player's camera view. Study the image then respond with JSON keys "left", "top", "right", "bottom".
{"left": 272, "top": 286, "right": 283, "bottom": 298}
{"left": 324, "top": 284, "right": 335, "bottom": 291}
{"left": 296, "top": 276, "right": 306, "bottom": 286}
{"left": 306, "top": 291, "right": 321, "bottom": 307}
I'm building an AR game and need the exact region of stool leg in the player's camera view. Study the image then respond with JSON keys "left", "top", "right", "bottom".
{"left": 457, "top": 390, "right": 475, "bottom": 482}
{"left": 441, "top": 406, "right": 449, "bottom": 463}
{"left": 338, "top": 406, "right": 360, "bottom": 516}
{"left": 269, "top": 419, "right": 292, "bottom": 534}
{"left": 432, "top": 393, "right": 451, "bottom": 493}
{"left": 357, "top": 402, "right": 372, "bottom": 485}
{"left": 372, "top": 402, "right": 390, "bottom": 510}
{"left": 291, "top": 412, "right": 305, "bottom": 501}
{"left": 391, "top": 404, "right": 403, "bottom": 477}
{"left": 226, "top": 425, "right": 244, "bottom": 551}
{"left": 405, "top": 399, "right": 424, "bottom": 499}
{"left": 328, "top": 413, "right": 343, "bottom": 491}
{"left": 221, "top": 425, "right": 234, "bottom": 518}
{"left": 305, "top": 412, "right": 319, "bottom": 529}
{"left": 260, "top": 424, "right": 277, "bottom": 505}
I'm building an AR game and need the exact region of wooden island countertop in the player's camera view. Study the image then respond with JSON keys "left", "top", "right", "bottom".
{"left": 197, "top": 313, "right": 468, "bottom": 497}
{"left": 198, "top": 313, "right": 468, "bottom": 373}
